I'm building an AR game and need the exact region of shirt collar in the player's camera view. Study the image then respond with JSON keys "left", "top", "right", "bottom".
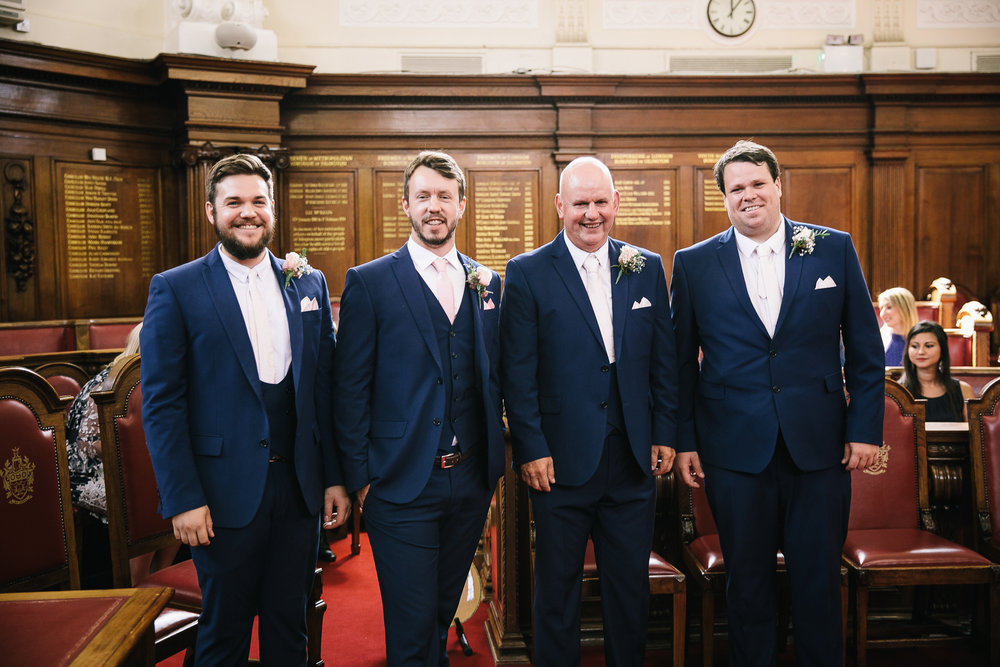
{"left": 218, "top": 246, "right": 272, "bottom": 282}
{"left": 563, "top": 232, "right": 610, "bottom": 270}
{"left": 734, "top": 220, "right": 786, "bottom": 259}
{"left": 407, "top": 237, "right": 461, "bottom": 272}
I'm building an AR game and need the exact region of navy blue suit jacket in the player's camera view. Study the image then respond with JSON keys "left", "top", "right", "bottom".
{"left": 670, "top": 217, "right": 884, "bottom": 473}
{"left": 500, "top": 232, "right": 678, "bottom": 486}
{"left": 140, "top": 246, "right": 341, "bottom": 528}
{"left": 333, "top": 245, "right": 505, "bottom": 503}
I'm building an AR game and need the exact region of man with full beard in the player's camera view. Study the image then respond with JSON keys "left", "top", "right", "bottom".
{"left": 140, "top": 153, "right": 350, "bottom": 665}
{"left": 334, "top": 151, "right": 505, "bottom": 665}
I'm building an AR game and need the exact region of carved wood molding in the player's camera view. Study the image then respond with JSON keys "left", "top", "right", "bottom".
{"left": 4, "top": 162, "right": 33, "bottom": 293}
{"left": 175, "top": 141, "right": 289, "bottom": 170}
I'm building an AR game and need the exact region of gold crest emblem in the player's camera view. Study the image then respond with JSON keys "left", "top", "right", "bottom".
{"left": 863, "top": 444, "right": 890, "bottom": 475}
{"left": 2, "top": 447, "right": 36, "bottom": 504}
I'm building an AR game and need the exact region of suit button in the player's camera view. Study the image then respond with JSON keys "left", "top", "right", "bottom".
{"left": 769, "top": 350, "right": 777, "bottom": 358}
{"left": 451, "top": 353, "right": 458, "bottom": 359}
{"left": 600, "top": 401, "right": 608, "bottom": 408}
{"left": 259, "top": 440, "right": 269, "bottom": 448}
{"left": 601, "top": 365, "right": 609, "bottom": 372}
{"left": 772, "top": 386, "right": 780, "bottom": 393}
{"left": 450, "top": 331, "right": 456, "bottom": 337}
{"left": 437, "top": 377, "right": 443, "bottom": 384}
{"left": 433, "top": 418, "right": 441, "bottom": 426}
{"left": 454, "top": 373, "right": 459, "bottom": 380}
{"left": 452, "top": 418, "right": 458, "bottom": 423}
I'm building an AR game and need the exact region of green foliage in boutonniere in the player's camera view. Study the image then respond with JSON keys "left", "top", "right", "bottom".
{"left": 788, "top": 226, "right": 830, "bottom": 259}
{"left": 464, "top": 263, "right": 493, "bottom": 308}
{"left": 612, "top": 245, "right": 645, "bottom": 284}
{"left": 282, "top": 250, "right": 313, "bottom": 288}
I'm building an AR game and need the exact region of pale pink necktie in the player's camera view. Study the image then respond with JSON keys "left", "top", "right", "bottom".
{"left": 248, "top": 268, "right": 279, "bottom": 383}
{"left": 583, "top": 254, "right": 615, "bottom": 362}
{"left": 432, "top": 258, "right": 455, "bottom": 323}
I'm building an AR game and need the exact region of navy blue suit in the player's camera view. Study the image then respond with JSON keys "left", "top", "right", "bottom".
{"left": 333, "top": 244, "right": 505, "bottom": 665}
{"left": 670, "top": 217, "right": 884, "bottom": 666}
{"left": 500, "top": 232, "right": 677, "bottom": 666}
{"left": 141, "top": 246, "right": 340, "bottom": 665}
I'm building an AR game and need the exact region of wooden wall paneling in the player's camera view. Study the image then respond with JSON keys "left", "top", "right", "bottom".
{"left": 465, "top": 168, "right": 540, "bottom": 281}
{"left": 870, "top": 151, "right": 912, "bottom": 295}
{"left": 1, "top": 157, "right": 37, "bottom": 321}
{"left": 915, "top": 164, "right": 989, "bottom": 301}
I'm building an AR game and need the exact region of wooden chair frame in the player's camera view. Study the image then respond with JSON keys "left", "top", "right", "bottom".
{"left": 969, "top": 377, "right": 1000, "bottom": 564}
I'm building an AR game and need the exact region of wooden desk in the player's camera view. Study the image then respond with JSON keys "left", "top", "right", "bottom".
{"left": 0, "top": 587, "right": 171, "bottom": 666}
{"left": 926, "top": 420, "right": 969, "bottom": 445}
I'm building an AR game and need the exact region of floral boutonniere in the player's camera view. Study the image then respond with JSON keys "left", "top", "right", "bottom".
{"left": 282, "top": 250, "right": 313, "bottom": 288}
{"left": 788, "top": 226, "right": 829, "bottom": 259}
{"left": 612, "top": 245, "right": 645, "bottom": 284}
{"left": 464, "top": 263, "right": 493, "bottom": 308}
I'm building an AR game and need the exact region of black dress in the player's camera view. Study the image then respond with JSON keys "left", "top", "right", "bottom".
{"left": 921, "top": 378, "right": 964, "bottom": 422}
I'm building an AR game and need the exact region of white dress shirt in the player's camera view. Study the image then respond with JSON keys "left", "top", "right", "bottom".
{"left": 734, "top": 223, "right": 786, "bottom": 335}
{"left": 219, "top": 247, "right": 292, "bottom": 382}
{"left": 407, "top": 238, "right": 466, "bottom": 313}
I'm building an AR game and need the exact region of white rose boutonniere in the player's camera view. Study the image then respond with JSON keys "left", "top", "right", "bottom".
{"left": 282, "top": 250, "right": 313, "bottom": 288}
{"left": 465, "top": 263, "right": 493, "bottom": 308}
{"left": 788, "top": 226, "right": 830, "bottom": 259}
{"left": 612, "top": 245, "right": 645, "bottom": 284}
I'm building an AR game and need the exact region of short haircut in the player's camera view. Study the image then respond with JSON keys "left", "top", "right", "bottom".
{"left": 403, "top": 151, "right": 466, "bottom": 201}
{"left": 558, "top": 156, "right": 616, "bottom": 195}
{"left": 205, "top": 154, "right": 273, "bottom": 205}
{"left": 713, "top": 140, "right": 781, "bottom": 193}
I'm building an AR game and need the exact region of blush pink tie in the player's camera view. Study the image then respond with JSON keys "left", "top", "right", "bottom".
{"left": 432, "top": 258, "right": 455, "bottom": 323}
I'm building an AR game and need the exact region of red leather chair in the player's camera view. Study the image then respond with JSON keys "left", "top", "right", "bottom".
{"left": 843, "top": 379, "right": 999, "bottom": 667}
{"left": 969, "top": 377, "right": 1000, "bottom": 564}
{"left": 0, "top": 367, "right": 76, "bottom": 592}
{"left": 93, "top": 354, "right": 328, "bottom": 666}
{"left": 35, "top": 361, "right": 89, "bottom": 411}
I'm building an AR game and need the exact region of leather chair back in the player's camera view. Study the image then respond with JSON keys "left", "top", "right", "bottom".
{"left": 849, "top": 379, "right": 925, "bottom": 531}
{"left": 947, "top": 330, "right": 973, "bottom": 366}
{"left": 970, "top": 377, "right": 1000, "bottom": 557}
{"left": 92, "top": 354, "right": 176, "bottom": 587}
{"left": 690, "top": 482, "right": 717, "bottom": 537}
{"left": 0, "top": 367, "right": 76, "bottom": 591}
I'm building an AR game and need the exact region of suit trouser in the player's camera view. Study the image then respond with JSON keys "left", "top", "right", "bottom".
{"left": 703, "top": 436, "right": 851, "bottom": 667}
{"left": 529, "top": 431, "right": 657, "bottom": 667}
{"left": 364, "top": 454, "right": 492, "bottom": 667}
{"left": 189, "top": 459, "right": 321, "bottom": 667}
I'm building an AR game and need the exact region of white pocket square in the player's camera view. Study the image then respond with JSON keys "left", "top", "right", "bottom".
{"left": 631, "top": 297, "right": 652, "bottom": 310}
{"left": 814, "top": 276, "right": 837, "bottom": 290}
{"left": 300, "top": 296, "right": 319, "bottom": 312}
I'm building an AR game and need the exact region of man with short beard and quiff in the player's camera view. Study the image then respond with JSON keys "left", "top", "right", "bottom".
{"left": 141, "top": 153, "right": 349, "bottom": 665}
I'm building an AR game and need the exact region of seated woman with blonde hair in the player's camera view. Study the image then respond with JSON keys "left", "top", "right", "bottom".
{"left": 899, "top": 320, "right": 975, "bottom": 422}
{"left": 878, "top": 287, "right": 918, "bottom": 366}
{"left": 65, "top": 322, "right": 180, "bottom": 584}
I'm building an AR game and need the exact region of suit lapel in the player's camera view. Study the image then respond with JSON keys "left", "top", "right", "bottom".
{"left": 203, "top": 247, "right": 264, "bottom": 401}
{"left": 716, "top": 228, "right": 770, "bottom": 337}
{"left": 551, "top": 232, "right": 606, "bottom": 353}
{"left": 272, "top": 251, "right": 303, "bottom": 390}
{"left": 458, "top": 252, "right": 491, "bottom": 391}
{"left": 774, "top": 217, "right": 804, "bottom": 337}
{"left": 390, "top": 245, "right": 444, "bottom": 372}
{"left": 609, "top": 238, "right": 629, "bottom": 360}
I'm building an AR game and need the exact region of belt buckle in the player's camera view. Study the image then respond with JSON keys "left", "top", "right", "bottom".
{"left": 439, "top": 452, "right": 460, "bottom": 469}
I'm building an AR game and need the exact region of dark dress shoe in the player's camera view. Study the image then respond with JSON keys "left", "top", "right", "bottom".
{"left": 318, "top": 543, "right": 337, "bottom": 563}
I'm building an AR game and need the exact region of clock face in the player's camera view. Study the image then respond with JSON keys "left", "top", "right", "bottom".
{"left": 707, "top": 0, "right": 756, "bottom": 37}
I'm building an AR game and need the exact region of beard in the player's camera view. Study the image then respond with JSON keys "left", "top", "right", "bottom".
{"left": 409, "top": 213, "right": 457, "bottom": 248}
{"left": 212, "top": 207, "right": 275, "bottom": 260}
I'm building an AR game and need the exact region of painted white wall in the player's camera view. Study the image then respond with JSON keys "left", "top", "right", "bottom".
{"left": 2, "top": 0, "right": 998, "bottom": 73}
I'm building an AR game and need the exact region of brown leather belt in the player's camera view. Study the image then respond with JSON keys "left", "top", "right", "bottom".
{"left": 268, "top": 454, "right": 291, "bottom": 463}
{"left": 436, "top": 446, "right": 477, "bottom": 469}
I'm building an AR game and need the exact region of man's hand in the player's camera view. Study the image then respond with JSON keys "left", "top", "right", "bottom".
{"left": 675, "top": 451, "right": 705, "bottom": 488}
{"left": 520, "top": 457, "right": 555, "bottom": 492}
{"left": 171, "top": 505, "right": 214, "bottom": 546}
{"left": 355, "top": 484, "right": 370, "bottom": 513}
{"left": 842, "top": 442, "right": 880, "bottom": 471}
{"left": 651, "top": 445, "right": 675, "bottom": 477}
{"left": 323, "top": 485, "right": 351, "bottom": 528}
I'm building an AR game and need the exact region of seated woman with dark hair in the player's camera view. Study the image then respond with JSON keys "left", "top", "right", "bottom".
{"left": 899, "top": 320, "right": 975, "bottom": 422}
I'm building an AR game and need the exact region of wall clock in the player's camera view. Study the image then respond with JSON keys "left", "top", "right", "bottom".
{"left": 707, "top": 0, "right": 757, "bottom": 38}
